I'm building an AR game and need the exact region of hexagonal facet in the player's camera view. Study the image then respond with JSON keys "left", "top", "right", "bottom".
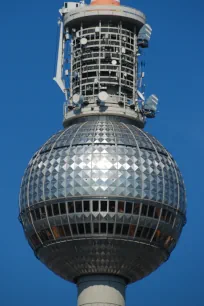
{"left": 19, "top": 116, "right": 186, "bottom": 284}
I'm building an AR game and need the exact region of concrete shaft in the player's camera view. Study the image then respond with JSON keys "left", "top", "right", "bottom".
{"left": 77, "top": 275, "right": 126, "bottom": 306}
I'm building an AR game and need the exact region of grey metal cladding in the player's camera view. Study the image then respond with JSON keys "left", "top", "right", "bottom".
{"left": 20, "top": 118, "right": 186, "bottom": 213}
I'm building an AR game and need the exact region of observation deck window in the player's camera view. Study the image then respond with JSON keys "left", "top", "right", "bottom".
{"left": 129, "top": 224, "right": 136, "bottom": 237}
{"left": 133, "top": 203, "right": 140, "bottom": 215}
{"left": 84, "top": 201, "right": 90, "bottom": 212}
{"left": 109, "top": 201, "right": 116, "bottom": 212}
{"left": 108, "top": 223, "right": 114, "bottom": 234}
{"left": 85, "top": 223, "right": 91, "bottom": 234}
{"left": 116, "top": 224, "right": 122, "bottom": 235}
{"left": 94, "top": 223, "right": 99, "bottom": 234}
{"left": 118, "top": 201, "right": 124, "bottom": 213}
{"left": 71, "top": 224, "right": 78, "bottom": 235}
{"left": 59, "top": 202, "right": 66, "bottom": 215}
{"left": 68, "top": 202, "right": 74, "bottom": 213}
{"left": 78, "top": 223, "right": 85, "bottom": 235}
{"left": 93, "top": 201, "right": 99, "bottom": 212}
{"left": 101, "top": 201, "right": 107, "bottom": 212}
{"left": 53, "top": 204, "right": 59, "bottom": 216}
{"left": 75, "top": 201, "right": 82, "bottom": 213}
{"left": 148, "top": 205, "right": 155, "bottom": 218}
{"left": 122, "top": 224, "right": 129, "bottom": 236}
{"left": 63, "top": 224, "right": 71, "bottom": 236}
{"left": 46, "top": 205, "right": 53, "bottom": 217}
{"left": 125, "top": 202, "right": 133, "bottom": 214}
{"left": 101, "top": 223, "right": 107, "bottom": 233}
{"left": 52, "top": 226, "right": 65, "bottom": 239}
{"left": 141, "top": 204, "right": 148, "bottom": 216}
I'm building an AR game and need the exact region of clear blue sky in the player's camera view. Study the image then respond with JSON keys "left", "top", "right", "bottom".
{"left": 0, "top": 0, "right": 203, "bottom": 305}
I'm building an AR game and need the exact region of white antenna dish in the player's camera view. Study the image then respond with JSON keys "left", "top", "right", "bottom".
{"left": 98, "top": 91, "right": 109, "bottom": 103}
{"left": 73, "top": 94, "right": 84, "bottom": 105}
{"left": 137, "top": 90, "right": 145, "bottom": 101}
{"left": 95, "top": 27, "right": 100, "bottom": 32}
{"left": 112, "top": 60, "right": 117, "bottom": 65}
{"left": 81, "top": 37, "right": 88, "bottom": 45}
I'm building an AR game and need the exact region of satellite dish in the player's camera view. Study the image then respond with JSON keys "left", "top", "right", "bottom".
{"left": 137, "top": 90, "right": 145, "bottom": 101}
{"left": 112, "top": 60, "right": 117, "bottom": 65}
{"left": 73, "top": 94, "right": 84, "bottom": 105}
{"left": 95, "top": 27, "right": 100, "bottom": 32}
{"left": 98, "top": 91, "right": 109, "bottom": 103}
{"left": 81, "top": 37, "right": 88, "bottom": 45}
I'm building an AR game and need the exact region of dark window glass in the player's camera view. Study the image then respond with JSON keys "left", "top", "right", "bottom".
{"left": 84, "top": 201, "right": 90, "bottom": 212}
{"left": 58, "top": 226, "right": 65, "bottom": 237}
{"left": 71, "top": 224, "right": 78, "bottom": 235}
{"left": 93, "top": 223, "right": 99, "bottom": 233}
{"left": 118, "top": 201, "right": 124, "bottom": 213}
{"left": 101, "top": 201, "right": 107, "bottom": 212}
{"left": 108, "top": 223, "right": 114, "bottom": 234}
{"left": 40, "top": 207, "right": 46, "bottom": 218}
{"left": 122, "top": 224, "right": 129, "bottom": 235}
{"left": 115, "top": 224, "right": 122, "bottom": 235}
{"left": 75, "top": 201, "right": 82, "bottom": 213}
{"left": 166, "top": 211, "right": 172, "bottom": 223}
{"left": 85, "top": 223, "right": 91, "bottom": 234}
{"left": 170, "top": 216, "right": 175, "bottom": 225}
{"left": 147, "top": 228, "right": 155, "bottom": 239}
{"left": 93, "top": 201, "right": 99, "bottom": 212}
{"left": 78, "top": 223, "right": 85, "bottom": 234}
{"left": 153, "top": 230, "right": 161, "bottom": 242}
{"left": 101, "top": 223, "right": 107, "bottom": 233}
{"left": 133, "top": 203, "right": 140, "bottom": 215}
{"left": 63, "top": 224, "right": 71, "bottom": 236}
{"left": 155, "top": 208, "right": 161, "bottom": 219}
{"left": 38, "top": 230, "right": 49, "bottom": 242}
{"left": 141, "top": 205, "right": 147, "bottom": 216}
{"left": 47, "top": 205, "right": 53, "bottom": 217}
{"left": 136, "top": 226, "right": 143, "bottom": 237}
{"left": 53, "top": 204, "right": 59, "bottom": 216}
{"left": 109, "top": 201, "right": 115, "bottom": 212}
{"left": 68, "top": 202, "right": 74, "bottom": 213}
{"left": 30, "top": 233, "right": 41, "bottom": 246}
{"left": 161, "top": 209, "right": 167, "bottom": 221}
{"left": 52, "top": 226, "right": 62, "bottom": 239}
{"left": 129, "top": 224, "right": 136, "bottom": 237}
{"left": 125, "top": 202, "right": 132, "bottom": 214}
{"left": 142, "top": 227, "right": 149, "bottom": 239}
{"left": 148, "top": 206, "right": 155, "bottom": 218}
{"left": 45, "top": 229, "right": 53, "bottom": 240}
{"left": 31, "top": 210, "right": 36, "bottom": 221}
{"left": 35, "top": 209, "right": 41, "bottom": 220}
{"left": 60, "top": 203, "right": 66, "bottom": 214}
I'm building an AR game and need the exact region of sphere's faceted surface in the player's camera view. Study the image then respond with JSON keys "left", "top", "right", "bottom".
{"left": 19, "top": 117, "right": 186, "bottom": 283}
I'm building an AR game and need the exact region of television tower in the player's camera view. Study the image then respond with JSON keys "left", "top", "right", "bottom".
{"left": 19, "top": 1, "right": 186, "bottom": 306}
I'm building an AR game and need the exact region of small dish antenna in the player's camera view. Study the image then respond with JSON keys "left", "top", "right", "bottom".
{"left": 137, "top": 90, "right": 145, "bottom": 101}
{"left": 81, "top": 37, "right": 88, "bottom": 45}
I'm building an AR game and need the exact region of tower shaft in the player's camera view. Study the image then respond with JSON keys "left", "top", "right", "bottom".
{"left": 77, "top": 275, "right": 126, "bottom": 306}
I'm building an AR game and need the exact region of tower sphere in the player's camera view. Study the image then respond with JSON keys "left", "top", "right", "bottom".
{"left": 19, "top": 1, "right": 187, "bottom": 304}
{"left": 19, "top": 116, "right": 186, "bottom": 284}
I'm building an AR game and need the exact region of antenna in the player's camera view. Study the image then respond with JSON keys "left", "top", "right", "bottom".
{"left": 138, "top": 24, "right": 152, "bottom": 48}
{"left": 144, "top": 94, "right": 159, "bottom": 118}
